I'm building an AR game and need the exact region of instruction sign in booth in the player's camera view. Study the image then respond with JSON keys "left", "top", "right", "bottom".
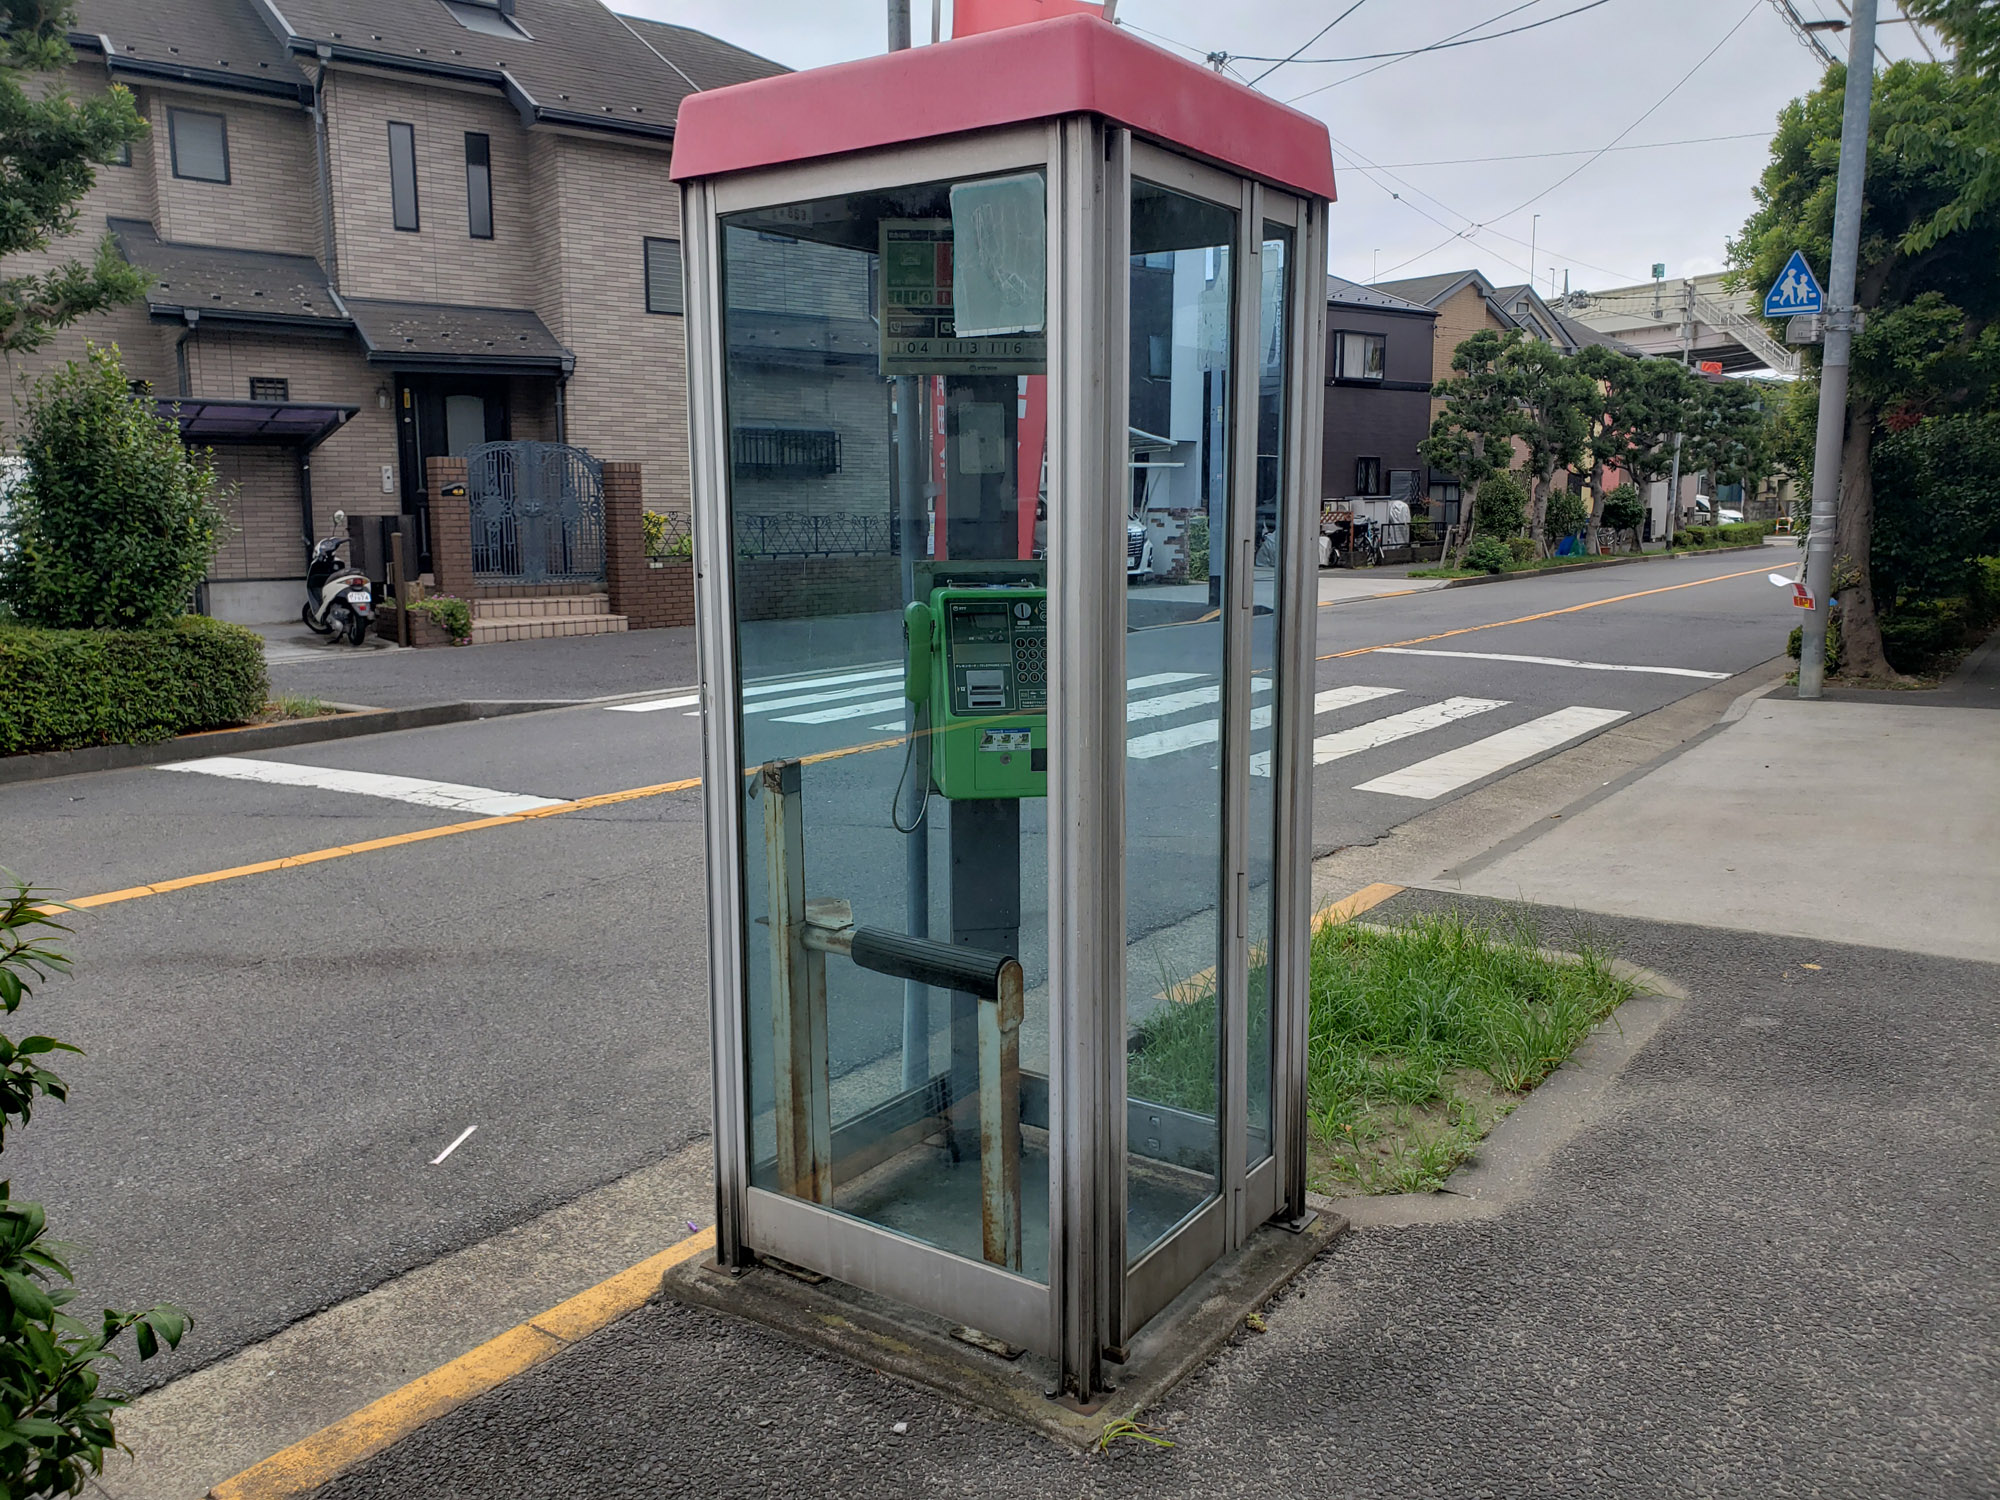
{"left": 672, "top": 13, "right": 1338, "bottom": 1405}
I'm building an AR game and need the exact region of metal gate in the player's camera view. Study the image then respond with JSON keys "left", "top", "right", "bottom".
{"left": 466, "top": 442, "right": 605, "bottom": 585}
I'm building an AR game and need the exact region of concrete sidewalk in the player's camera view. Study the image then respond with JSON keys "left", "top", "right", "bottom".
{"left": 300, "top": 897, "right": 1996, "bottom": 1500}
{"left": 1451, "top": 638, "right": 2000, "bottom": 964}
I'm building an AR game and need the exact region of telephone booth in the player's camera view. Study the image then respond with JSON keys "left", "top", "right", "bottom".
{"left": 674, "top": 15, "right": 1334, "bottom": 1403}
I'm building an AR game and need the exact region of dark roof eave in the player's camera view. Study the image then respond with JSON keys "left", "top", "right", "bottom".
{"left": 70, "top": 29, "right": 310, "bottom": 103}
{"left": 361, "top": 351, "right": 574, "bottom": 376}
{"left": 292, "top": 42, "right": 676, "bottom": 142}
{"left": 146, "top": 304, "right": 351, "bottom": 334}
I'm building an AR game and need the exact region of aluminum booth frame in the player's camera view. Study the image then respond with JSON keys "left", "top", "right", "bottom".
{"left": 677, "top": 26, "right": 1332, "bottom": 1404}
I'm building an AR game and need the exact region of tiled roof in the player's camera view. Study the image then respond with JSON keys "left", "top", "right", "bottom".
{"left": 1325, "top": 274, "right": 1435, "bottom": 315}
{"left": 615, "top": 16, "right": 789, "bottom": 91}
{"left": 72, "top": 0, "right": 310, "bottom": 101}
{"left": 1370, "top": 271, "right": 1483, "bottom": 308}
{"left": 110, "top": 217, "right": 345, "bottom": 327}
{"left": 268, "top": 0, "right": 698, "bottom": 140}
{"left": 343, "top": 296, "right": 572, "bottom": 372}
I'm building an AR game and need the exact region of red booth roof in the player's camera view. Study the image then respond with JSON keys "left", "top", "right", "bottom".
{"left": 670, "top": 15, "right": 1337, "bottom": 203}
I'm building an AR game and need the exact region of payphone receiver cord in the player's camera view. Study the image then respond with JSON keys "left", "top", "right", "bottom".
{"left": 890, "top": 702, "right": 932, "bottom": 834}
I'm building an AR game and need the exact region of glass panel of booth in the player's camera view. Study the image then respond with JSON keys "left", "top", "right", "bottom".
{"left": 719, "top": 170, "right": 1054, "bottom": 1283}
{"left": 1122, "top": 178, "right": 1237, "bottom": 1265}
{"left": 1247, "top": 218, "right": 1296, "bottom": 1169}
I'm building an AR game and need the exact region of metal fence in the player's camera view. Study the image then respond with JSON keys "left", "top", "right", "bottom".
{"left": 733, "top": 513, "right": 892, "bottom": 558}
{"left": 467, "top": 441, "right": 605, "bottom": 585}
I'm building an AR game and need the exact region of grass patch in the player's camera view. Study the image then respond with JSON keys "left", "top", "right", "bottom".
{"left": 1123, "top": 911, "right": 1634, "bottom": 1195}
{"left": 265, "top": 695, "right": 338, "bottom": 720}
{"left": 1408, "top": 552, "right": 1623, "bottom": 581}
{"left": 1306, "top": 912, "right": 1631, "bottom": 1193}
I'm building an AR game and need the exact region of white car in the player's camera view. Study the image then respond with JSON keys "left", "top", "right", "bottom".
{"left": 1691, "top": 497, "right": 1744, "bottom": 525}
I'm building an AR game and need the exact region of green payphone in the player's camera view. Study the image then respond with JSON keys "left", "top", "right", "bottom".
{"left": 904, "top": 585, "right": 1047, "bottom": 800}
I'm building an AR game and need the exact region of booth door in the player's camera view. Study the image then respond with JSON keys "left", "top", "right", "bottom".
{"left": 1120, "top": 155, "right": 1304, "bottom": 1342}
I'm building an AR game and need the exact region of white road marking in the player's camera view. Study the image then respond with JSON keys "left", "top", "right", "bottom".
{"left": 1130, "top": 704, "right": 1273, "bottom": 761}
{"left": 1315, "top": 685, "right": 1404, "bottom": 715}
{"left": 747, "top": 681, "right": 919, "bottom": 716}
{"left": 1356, "top": 706, "right": 1629, "bottom": 799}
{"left": 1311, "top": 697, "right": 1504, "bottom": 766}
{"left": 431, "top": 1125, "right": 477, "bottom": 1165}
{"left": 159, "top": 757, "right": 565, "bottom": 816}
{"left": 1126, "top": 677, "right": 1272, "bottom": 725}
{"left": 775, "top": 696, "right": 909, "bottom": 725}
{"left": 746, "top": 665, "right": 902, "bottom": 697}
{"left": 866, "top": 671, "right": 1207, "bottom": 732}
{"left": 604, "top": 693, "right": 700, "bottom": 714}
{"left": 1371, "top": 648, "right": 1728, "bottom": 680}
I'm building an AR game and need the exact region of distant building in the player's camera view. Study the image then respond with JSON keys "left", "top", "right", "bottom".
{"left": 1321, "top": 274, "right": 1439, "bottom": 516}
{"left": 4, "top": 0, "right": 782, "bottom": 622}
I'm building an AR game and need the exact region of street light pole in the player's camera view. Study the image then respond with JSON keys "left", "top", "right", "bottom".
{"left": 1797, "top": 0, "right": 1877, "bottom": 699}
{"left": 889, "top": 0, "right": 911, "bottom": 51}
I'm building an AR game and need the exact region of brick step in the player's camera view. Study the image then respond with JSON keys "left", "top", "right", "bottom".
{"left": 468, "top": 614, "right": 629, "bottom": 644}
{"left": 472, "top": 594, "right": 611, "bottom": 621}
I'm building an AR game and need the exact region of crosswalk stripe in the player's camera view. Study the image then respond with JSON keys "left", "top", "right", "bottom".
{"left": 745, "top": 665, "right": 902, "bottom": 697}
{"left": 1371, "top": 648, "right": 1728, "bottom": 679}
{"left": 1126, "top": 677, "right": 1272, "bottom": 725}
{"left": 1315, "top": 685, "right": 1403, "bottom": 715}
{"left": 1356, "top": 706, "right": 1628, "bottom": 798}
{"left": 604, "top": 693, "right": 700, "bottom": 714}
{"left": 747, "top": 681, "right": 919, "bottom": 716}
{"left": 1311, "top": 697, "right": 1503, "bottom": 766}
{"left": 775, "top": 696, "right": 908, "bottom": 725}
{"left": 1129, "top": 704, "right": 1274, "bottom": 761}
{"left": 158, "top": 757, "right": 564, "bottom": 816}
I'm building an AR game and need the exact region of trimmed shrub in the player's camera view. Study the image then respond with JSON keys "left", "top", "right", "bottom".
{"left": 0, "top": 615, "right": 266, "bottom": 755}
{"left": 1543, "top": 488, "right": 1587, "bottom": 542}
{"left": 1464, "top": 536, "right": 1512, "bottom": 574}
{"left": 408, "top": 594, "right": 472, "bottom": 643}
{"left": 0, "top": 344, "right": 226, "bottom": 629}
{"left": 1600, "top": 484, "right": 1645, "bottom": 540}
{"left": 1506, "top": 536, "right": 1537, "bottom": 566}
{"left": 1472, "top": 470, "right": 1527, "bottom": 537}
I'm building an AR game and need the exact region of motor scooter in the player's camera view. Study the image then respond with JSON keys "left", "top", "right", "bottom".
{"left": 302, "top": 513, "right": 373, "bottom": 645}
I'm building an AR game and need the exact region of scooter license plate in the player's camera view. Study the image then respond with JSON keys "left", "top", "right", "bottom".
{"left": 347, "top": 590, "right": 372, "bottom": 612}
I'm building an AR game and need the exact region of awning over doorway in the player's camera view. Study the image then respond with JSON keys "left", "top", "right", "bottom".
{"left": 342, "top": 297, "right": 574, "bottom": 376}
{"left": 158, "top": 398, "right": 358, "bottom": 449}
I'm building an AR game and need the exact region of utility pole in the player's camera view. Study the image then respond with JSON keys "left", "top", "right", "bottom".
{"left": 1664, "top": 279, "right": 1693, "bottom": 547}
{"left": 1797, "top": 0, "right": 1877, "bottom": 699}
{"left": 889, "top": 0, "right": 911, "bottom": 51}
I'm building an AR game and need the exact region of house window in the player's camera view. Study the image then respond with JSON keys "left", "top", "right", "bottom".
{"left": 443, "top": 0, "right": 530, "bottom": 39}
{"left": 169, "top": 108, "right": 229, "bottom": 183}
{"left": 1334, "top": 330, "right": 1385, "bottom": 382}
{"left": 249, "top": 377, "right": 290, "bottom": 401}
{"left": 645, "top": 237, "right": 683, "bottom": 315}
{"left": 1355, "top": 457, "right": 1383, "bottom": 496}
{"left": 388, "top": 122, "right": 420, "bottom": 232}
{"left": 112, "top": 141, "right": 132, "bottom": 168}
{"left": 465, "top": 133, "right": 493, "bottom": 240}
{"left": 1148, "top": 334, "right": 1171, "bottom": 379}
{"left": 732, "top": 426, "right": 842, "bottom": 476}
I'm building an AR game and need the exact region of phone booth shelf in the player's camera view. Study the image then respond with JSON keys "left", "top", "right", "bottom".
{"left": 668, "top": 13, "right": 1340, "bottom": 1424}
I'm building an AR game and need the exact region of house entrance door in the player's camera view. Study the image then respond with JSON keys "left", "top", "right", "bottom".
{"left": 395, "top": 375, "right": 512, "bottom": 574}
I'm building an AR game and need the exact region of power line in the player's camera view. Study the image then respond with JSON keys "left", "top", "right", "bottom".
{"left": 1247, "top": 0, "right": 1372, "bottom": 86}
{"left": 1483, "top": 0, "right": 1767, "bottom": 225}
{"left": 1371, "top": 130, "right": 1775, "bottom": 168}
{"left": 1234, "top": 0, "right": 1614, "bottom": 64}
{"left": 1285, "top": 0, "right": 1545, "bottom": 102}
{"left": 1767, "top": 0, "right": 1840, "bottom": 63}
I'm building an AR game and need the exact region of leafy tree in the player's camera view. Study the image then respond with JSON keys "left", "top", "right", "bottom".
{"left": 1733, "top": 57, "right": 2000, "bottom": 678}
{"left": 1894, "top": 0, "right": 1999, "bottom": 253}
{"left": 0, "top": 2, "right": 150, "bottom": 357}
{"left": 1497, "top": 333, "right": 1597, "bottom": 547}
{"left": 1543, "top": 487, "right": 1587, "bottom": 543}
{"left": 1600, "top": 483, "right": 1646, "bottom": 549}
{"left": 0, "top": 344, "right": 225, "bottom": 629}
{"left": 1870, "top": 410, "right": 2000, "bottom": 608}
{"left": 1420, "top": 329, "right": 1521, "bottom": 564}
{"left": 1680, "top": 375, "right": 1774, "bottom": 509}
{"left": 0, "top": 876, "right": 186, "bottom": 1495}
{"left": 1571, "top": 346, "right": 1695, "bottom": 551}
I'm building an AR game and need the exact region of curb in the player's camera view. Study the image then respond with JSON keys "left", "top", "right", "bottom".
{"left": 0, "top": 700, "right": 568, "bottom": 787}
{"left": 1424, "top": 540, "right": 1772, "bottom": 590}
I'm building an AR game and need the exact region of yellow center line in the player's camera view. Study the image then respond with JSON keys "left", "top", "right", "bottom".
{"left": 48, "top": 733, "right": 913, "bottom": 916}
{"left": 1316, "top": 565, "right": 1773, "bottom": 662}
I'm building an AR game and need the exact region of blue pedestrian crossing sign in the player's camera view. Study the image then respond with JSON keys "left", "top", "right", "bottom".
{"left": 1764, "top": 251, "right": 1824, "bottom": 317}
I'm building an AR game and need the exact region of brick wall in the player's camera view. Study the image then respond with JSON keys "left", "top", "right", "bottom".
{"left": 427, "top": 456, "right": 473, "bottom": 598}
{"left": 547, "top": 135, "right": 688, "bottom": 513}
{"left": 603, "top": 462, "right": 693, "bottom": 629}
{"left": 325, "top": 72, "right": 539, "bottom": 308}
{"left": 209, "top": 447, "right": 303, "bottom": 580}
{"left": 150, "top": 87, "right": 318, "bottom": 259}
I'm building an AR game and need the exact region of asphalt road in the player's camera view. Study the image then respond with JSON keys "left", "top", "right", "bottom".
{"left": 0, "top": 548, "right": 1798, "bottom": 1388}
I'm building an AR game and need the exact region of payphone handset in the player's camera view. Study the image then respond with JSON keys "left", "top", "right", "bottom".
{"left": 904, "top": 585, "right": 1047, "bottom": 801}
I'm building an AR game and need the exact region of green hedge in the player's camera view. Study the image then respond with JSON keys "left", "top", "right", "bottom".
{"left": 0, "top": 615, "right": 268, "bottom": 756}
{"left": 1675, "top": 520, "right": 1775, "bottom": 549}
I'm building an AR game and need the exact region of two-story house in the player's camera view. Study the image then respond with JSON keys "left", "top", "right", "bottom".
{"left": 1321, "top": 274, "right": 1441, "bottom": 518}
{"left": 7, "top": 0, "right": 781, "bottom": 623}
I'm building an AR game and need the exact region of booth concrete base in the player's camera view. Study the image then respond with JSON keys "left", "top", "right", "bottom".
{"left": 659, "top": 1210, "right": 1346, "bottom": 1450}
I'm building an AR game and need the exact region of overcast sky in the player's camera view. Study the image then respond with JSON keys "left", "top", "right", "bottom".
{"left": 619, "top": 0, "right": 1941, "bottom": 296}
